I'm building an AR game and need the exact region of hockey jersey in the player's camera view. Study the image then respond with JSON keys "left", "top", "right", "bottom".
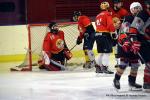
{"left": 43, "top": 31, "right": 65, "bottom": 57}
{"left": 78, "top": 15, "right": 92, "bottom": 39}
{"left": 95, "top": 10, "right": 115, "bottom": 33}
{"left": 130, "top": 10, "right": 150, "bottom": 41}
{"left": 110, "top": 8, "right": 129, "bottom": 20}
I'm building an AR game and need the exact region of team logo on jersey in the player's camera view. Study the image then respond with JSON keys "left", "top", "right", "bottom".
{"left": 56, "top": 39, "right": 64, "bottom": 49}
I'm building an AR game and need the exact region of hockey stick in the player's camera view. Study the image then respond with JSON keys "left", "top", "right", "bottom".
{"left": 70, "top": 44, "right": 77, "bottom": 51}
{"left": 50, "top": 59, "right": 66, "bottom": 70}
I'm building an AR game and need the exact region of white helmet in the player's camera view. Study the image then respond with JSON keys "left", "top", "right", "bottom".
{"left": 130, "top": 2, "right": 143, "bottom": 13}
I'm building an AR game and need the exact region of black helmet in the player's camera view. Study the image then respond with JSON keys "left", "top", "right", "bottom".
{"left": 113, "top": 0, "right": 122, "bottom": 3}
{"left": 48, "top": 22, "right": 57, "bottom": 29}
{"left": 73, "top": 11, "right": 81, "bottom": 17}
{"left": 72, "top": 11, "right": 81, "bottom": 21}
{"left": 48, "top": 22, "right": 58, "bottom": 33}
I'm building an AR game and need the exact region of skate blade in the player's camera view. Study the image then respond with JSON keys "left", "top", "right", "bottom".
{"left": 112, "top": 83, "right": 121, "bottom": 92}
{"left": 114, "top": 88, "right": 129, "bottom": 93}
{"left": 129, "top": 87, "right": 142, "bottom": 91}
{"left": 143, "top": 89, "right": 150, "bottom": 93}
{"left": 96, "top": 73, "right": 114, "bottom": 77}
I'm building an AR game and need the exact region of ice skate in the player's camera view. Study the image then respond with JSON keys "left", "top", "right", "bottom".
{"left": 143, "top": 83, "right": 150, "bottom": 92}
{"left": 102, "top": 66, "right": 114, "bottom": 74}
{"left": 95, "top": 65, "right": 103, "bottom": 73}
{"left": 83, "top": 61, "right": 94, "bottom": 69}
{"left": 113, "top": 79, "right": 120, "bottom": 90}
{"left": 128, "top": 75, "right": 142, "bottom": 91}
{"left": 129, "top": 82, "right": 142, "bottom": 91}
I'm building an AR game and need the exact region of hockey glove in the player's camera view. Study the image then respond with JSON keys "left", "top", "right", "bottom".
{"left": 131, "top": 41, "right": 141, "bottom": 54}
{"left": 64, "top": 49, "right": 73, "bottom": 60}
{"left": 76, "top": 36, "right": 82, "bottom": 45}
{"left": 122, "top": 41, "right": 131, "bottom": 52}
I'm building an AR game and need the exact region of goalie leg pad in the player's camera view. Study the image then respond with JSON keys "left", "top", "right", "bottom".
{"left": 45, "top": 60, "right": 65, "bottom": 71}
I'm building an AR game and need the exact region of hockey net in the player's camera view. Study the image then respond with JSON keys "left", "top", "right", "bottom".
{"left": 17, "top": 22, "right": 92, "bottom": 71}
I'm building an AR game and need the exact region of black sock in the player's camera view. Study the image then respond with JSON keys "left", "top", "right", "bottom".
{"left": 115, "top": 73, "right": 121, "bottom": 80}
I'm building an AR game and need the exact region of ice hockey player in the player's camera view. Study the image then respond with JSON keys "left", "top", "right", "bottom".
{"left": 110, "top": 0, "right": 129, "bottom": 21}
{"left": 113, "top": 2, "right": 145, "bottom": 90}
{"left": 110, "top": 0, "right": 129, "bottom": 68}
{"left": 128, "top": 1, "right": 150, "bottom": 91}
{"left": 73, "top": 11, "right": 96, "bottom": 69}
{"left": 37, "top": 22, "right": 73, "bottom": 71}
{"left": 95, "top": 1, "right": 115, "bottom": 74}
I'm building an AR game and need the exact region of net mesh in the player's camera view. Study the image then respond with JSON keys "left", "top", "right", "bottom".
{"left": 18, "top": 22, "right": 86, "bottom": 70}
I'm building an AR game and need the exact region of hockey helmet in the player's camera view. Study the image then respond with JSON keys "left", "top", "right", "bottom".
{"left": 130, "top": 2, "right": 143, "bottom": 13}
{"left": 73, "top": 11, "right": 81, "bottom": 17}
{"left": 113, "top": 0, "right": 122, "bottom": 3}
{"left": 48, "top": 22, "right": 58, "bottom": 33}
{"left": 48, "top": 22, "right": 56, "bottom": 29}
{"left": 100, "top": 2, "right": 110, "bottom": 10}
{"left": 73, "top": 11, "right": 81, "bottom": 21}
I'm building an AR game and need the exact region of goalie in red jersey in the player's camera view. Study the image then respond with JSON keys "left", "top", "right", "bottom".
{"left": 73, "top": 11, "right": 96, "bottom": 69}
{"left": 38, "top": 22, "right": 72, "bottom": 71}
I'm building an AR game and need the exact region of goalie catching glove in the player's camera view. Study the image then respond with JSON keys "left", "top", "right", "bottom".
{"left": 64, "top": 48, "right": 73, "bottom": 60}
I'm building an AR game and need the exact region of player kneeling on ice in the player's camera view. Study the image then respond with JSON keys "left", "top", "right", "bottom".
{"left": 113, "top": 2, "right": 144, "bottom": 91}
{"left": 72, "top": 11, "right": 96, "bottom": 69}
{"left": 38, "top": 22, "right": 72, "bottom": 71}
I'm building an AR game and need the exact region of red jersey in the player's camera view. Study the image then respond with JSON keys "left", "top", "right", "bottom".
{"left": 78, "top": 15, "right": 92, "bottom": 39}
{"left": 95, "top": 11, "right": 115, "bottom": 33}
{"left": 110, "top": 8, "right": 129, "bottom": 20}
{"left": 43, "top": 31, "right": 65, "bottom": 57}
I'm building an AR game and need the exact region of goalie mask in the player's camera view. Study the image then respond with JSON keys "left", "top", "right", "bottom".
{"left": 73, "top": 11, "right": 81, "bottom": 22}
{"left": 48, "top": 22, "right": 59, "bottom": 34}
{"left": 100, "top": 2, "right": 110, "bottom": 10}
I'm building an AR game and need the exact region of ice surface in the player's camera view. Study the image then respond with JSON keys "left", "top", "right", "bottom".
{"left": 0, "top": 67, "right": 149, "bottom": 100}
